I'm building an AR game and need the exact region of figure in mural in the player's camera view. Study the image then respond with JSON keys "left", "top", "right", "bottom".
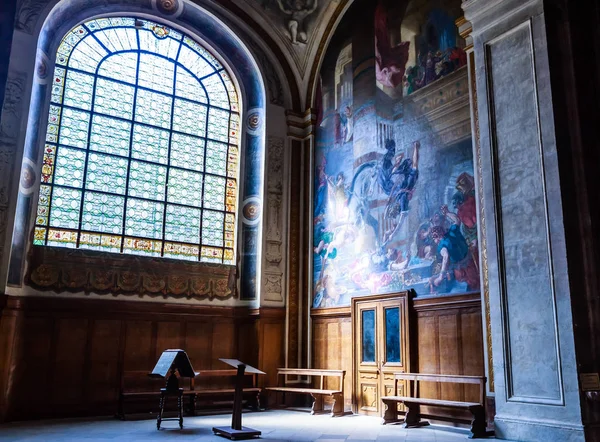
{"left": 428, "top": 205, "right": 479, "bottom": 294}
{"left": 276, "top": 0, "right": 318, "bottom": 45}
{"left": 375, "top": 1, "right": 410, "bottom": 90}
{"left": 335, "top": 105, "right": 353, "bottom": 146}
{"left": 382, "top": 140, "right": 420, "bottom": 245}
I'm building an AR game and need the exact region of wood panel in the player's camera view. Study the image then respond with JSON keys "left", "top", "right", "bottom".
{"left": 0, "top": 295, "right": 285, "bottom": 422}
{"left": 414, "top": 293, "right": 485, "bottom": 423}
{"left": 311, "top": 293, "right": 485, "bottom": 417}
{"left": 311, "top": 308, "right": 353, "bottom": 412}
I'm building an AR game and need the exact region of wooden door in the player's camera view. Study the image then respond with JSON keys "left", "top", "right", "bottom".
{"left": 352, "top": 293, "right": 409, "bottom": 416}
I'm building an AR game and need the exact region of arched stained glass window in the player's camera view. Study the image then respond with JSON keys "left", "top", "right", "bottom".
{"left": 34, "top": 17, "right": 240, "bottom": 265}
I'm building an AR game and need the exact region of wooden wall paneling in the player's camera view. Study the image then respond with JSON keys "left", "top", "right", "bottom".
{"left": 12, "top": 317, "right": 54, "bottom": 418}
{"left": 236, "top": 319, "right": 258, "bottom": 369}
{"left": 340, "top": 319, "right": 353, "bottom": 410}
{"left": 52, "top": 318, "right": 88, "bottom": 407}
{"left": 417, "top": 315, "right": 439, "bottom": 400}
{"left": 123, "top": 321, "right": 153, "bottom": 371}
{"left": 311, "top": 308, "right": 352, "bottom": 411}
{"left": 155, "top": 321, "right": 182, "bottom": 358}
{"left": 184, "top": 321, "right": 213, "bottom": 370}
{"left": 88, "top": 320, "right": 121, "bottom": 409}
{"left": 461, "top": 311, "right": 484, "bottom": 402}
{"left": 0, "top": 297, "right": 284, "bottom": 421}
{"left": 211, "top": 321, "right": 236, "bottom": 367}
{"left": 0, "top": 308, "right": 18, "bottom": 421}
{"left": 413, "top": 293, "right": 484, "bottom": 423}
{"left": 257, "top": 309, "right": 285, "bottom": 387}
{"left": 438, "top": 313, "right": 462, "bottom": 401}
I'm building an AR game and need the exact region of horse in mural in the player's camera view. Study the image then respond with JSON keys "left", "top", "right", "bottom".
{"left": 348, "top": 140, "right": 420, "bottom": 247}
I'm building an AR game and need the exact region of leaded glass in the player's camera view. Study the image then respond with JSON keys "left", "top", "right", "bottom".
{"left": 170, "top": 133, "right": 204, "bottom": 171}
{"left": 35, "top": 17, "right": 240, "bottom": 264}
{"left": 49, "top": 187, "right": 82, "bottom": 229}
{"left": 53, "top": 146, "right": 86, "bottom": 188}
{"left": 165, "top": 205, "right": 200, "bottom": 243}
{"left": 94, "top": 78, "right": 135, "bottom": 119}
{"left": 202, "top": 210, "right": 224, "bottom": 247}
{"left": 124, "top": 198, "right": 164, "bottom": 239}
{"left": 64, "top": 70, "right": 94, "bottom": 110}
{"left": 90, "top": 115, "right": 131, "bottom": 157}
{"left": 128, "top": 161, "right": 167, "bottom": 201}
{"left": 132, "top": 125, "right": 169, "bottom": 164}
{"left": 173, "top": 99, "right": 207, "bottom": 136}
{"left": 59, "top": 108, "right": 90, "bottom": 149}
{"left": 135, "top": 89, "right": 172, "bottom": 128}
{"left": 167, "top": 169, "right": 202, "bottom": 207}
{"left": 204, "top": 141, "right": 227, "bottom": 176}
{"left": 203, "top": 175, "right": 225, "bottom": 211}
{"left": 81, "top": 191, "right": 125, "bottom": 234}
{"left": 85, "top": 153, "right": 128, "bottom": 194}
{"left": 207, "top": 108, "right": 229, "bottom": 142}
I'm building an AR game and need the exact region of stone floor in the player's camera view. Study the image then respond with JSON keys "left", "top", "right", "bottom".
{"left": 0, "top": 409, "right": 497, "bottom": 441}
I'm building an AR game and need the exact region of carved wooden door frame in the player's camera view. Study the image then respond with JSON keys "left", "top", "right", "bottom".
{"left": 351, "top": 291, "right": 411, "bottom": 415}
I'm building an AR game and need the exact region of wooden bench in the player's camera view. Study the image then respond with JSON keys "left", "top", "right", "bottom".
{"left": 116, "top": 370, "right": 196, "bottom": 420}
{"left": 381, "top": 373, "right": 488, "bottom": 439}
{"left": 265, "top": 368, "right": 345, "bottom": 417}
{"left": 117, "top": 369, "right": 262, "bottom": 419}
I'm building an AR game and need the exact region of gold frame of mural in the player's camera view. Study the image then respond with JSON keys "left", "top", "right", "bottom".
{"left": 25, "top": 245, "right": 238, "bottom": 300}
{"left": 459, "top": 16, "right": 494, "bottom": 393}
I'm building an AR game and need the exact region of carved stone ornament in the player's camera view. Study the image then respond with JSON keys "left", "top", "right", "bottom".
{"left": 26, "top": 245, "right": 238, "bottom": 300}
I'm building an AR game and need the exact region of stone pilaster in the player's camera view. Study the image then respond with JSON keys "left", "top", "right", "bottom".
{"left": 462, "top": 0, "right": 584, "bottom": 439}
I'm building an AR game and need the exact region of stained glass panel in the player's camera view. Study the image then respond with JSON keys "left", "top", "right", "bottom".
{"left": 85, "top": 153, "right": 128, "bottom": 194}
{"left": 90, "top": 115, "right": 131, "bottom": 157}
{"left": 59, "top": 108, "right": 90, "bottom": 149}
{"left": 132, "top": 125, "right": 169, "bottom": 164}
{"left": 81, "top": 191, "right": 124, "bottom": 234}
{"left": 170, "top": 133, "right": 204, "bottom": 171}
{"left": 128, "top": 161, "right": 167, "bottom": 201}
{"left": 205, "top": 141, "right": 227, "bottom": 176}
{"left": 64, "top": 70, "right": 94, "bottom": 110}
{"left": 49, "top": 187, "right": 82, "bottom": 229}
{"left": 36, "top": 17, "right": 241, "bottom": 264}
{"left": 94, "top": 78, "right": 135, "bottom": 119}
{"left": 203, "top": 175, "right": 226, "bottom": 211}
{"left": 53, "top": 146, "right": 86, "bottom": 188}
{"left": 207, "top": 108, "right": 229, "bottom": 142}
{"left": 165, "top": 204, "right": 200, "bottom": 243}
{"left": 202, "top": 210, "right": 224, "bottom": 247}
{"left": 125, "top": 198, "right": 164, "bottom": 239}
{"left": 135, "top": 89, "right": 172, "bottom": 129}
{"left": 98, "top": 52, "right": 138, "bottom": 84}
{"left": 167, "top": 169, "right": 203, "bottom": 207}
{"left": 173, "top": 99, "right": 207, "bottom": 136}
{"left": 138, "top": 53, "right": 175, "bottom": 94}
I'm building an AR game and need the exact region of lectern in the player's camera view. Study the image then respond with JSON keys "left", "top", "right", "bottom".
{"left": 212, "top": 359, "right": 265, "bottom": 440}
{"left": 150, "top": 349, "right": 196, "bottom": 430}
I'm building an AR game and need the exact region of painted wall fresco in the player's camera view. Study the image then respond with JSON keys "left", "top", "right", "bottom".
{"left": 313, "top": 0, "right": 478, "bottom": 308}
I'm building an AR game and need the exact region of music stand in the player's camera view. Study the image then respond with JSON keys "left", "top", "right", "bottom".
{"left": 212, "top": 358, "right": 265, "bottom": 440}
{"left": 150, "top": 349, "right": 196, "bottom": 430}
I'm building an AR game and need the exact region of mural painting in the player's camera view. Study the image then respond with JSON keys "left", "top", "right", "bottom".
{"left": 313, "top": 0, "right": 476, "bottom": 308}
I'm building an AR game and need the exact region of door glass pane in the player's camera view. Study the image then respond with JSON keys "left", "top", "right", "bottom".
{"left": 385, "top": 307, "right": 401, "bottom": 363}
{"left": 361, "top": 309, "right": 376, "bottom": 362}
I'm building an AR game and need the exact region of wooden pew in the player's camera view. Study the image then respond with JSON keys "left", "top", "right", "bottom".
{"left": 117, "top": 369, "right": 262, "bottom": 419}
{"left": 265, "top": 368, "right": 345, "bottom": 417}
{"left": 381, "top": 373, "right": 488, "bottom": 439}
